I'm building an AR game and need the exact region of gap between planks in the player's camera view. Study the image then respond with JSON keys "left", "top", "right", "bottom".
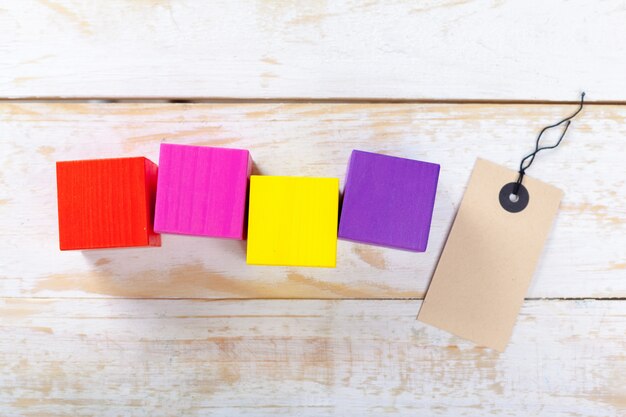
{"left": 0, "top": 97, "right": 624, "bottom": 105}
{"left": 0, "top": 297, "right": 624, "bottom": 301}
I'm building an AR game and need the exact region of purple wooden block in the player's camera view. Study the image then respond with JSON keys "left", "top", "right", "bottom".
{"left": 338, "top": 150, "right": 440, "bottom": 252}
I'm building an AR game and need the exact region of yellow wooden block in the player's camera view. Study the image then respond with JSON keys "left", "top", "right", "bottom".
{"left": 246, "top": 175, "right": 339, "bottom": 267}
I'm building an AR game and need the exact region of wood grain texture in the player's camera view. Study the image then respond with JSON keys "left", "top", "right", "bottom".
{"left": 2, "top": 3, "right": 624, "bottom": 415}
{"left": 0, "top": 102, "right": 624, "bottom": 298}
{"left": 0, "top": 298, "right": 624, "bottom": 416}
{"left": 1, "top": 0, "right": 625, "bottom": 100}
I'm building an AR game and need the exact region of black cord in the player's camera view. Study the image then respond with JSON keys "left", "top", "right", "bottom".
{"left": 512, "top": 92, "right": 586, "bottom": 196}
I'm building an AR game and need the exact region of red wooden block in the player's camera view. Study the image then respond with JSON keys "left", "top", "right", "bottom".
{"left": 56, "top": 157, "right": 160, "bottom": 250}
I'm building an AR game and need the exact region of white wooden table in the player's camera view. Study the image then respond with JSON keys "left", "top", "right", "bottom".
{"left": 1, "top": 2, "right": 625, "bottom": 416}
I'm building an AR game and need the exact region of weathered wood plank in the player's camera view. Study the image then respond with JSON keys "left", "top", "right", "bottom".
{"left": 1, "top": 1, "right": 625, "bottom": 100}
{"left": 0, "top": 299, "right": 624, "bottom": 416}
{"left": 0, "top": 103, "right": 624, "bottom": 299}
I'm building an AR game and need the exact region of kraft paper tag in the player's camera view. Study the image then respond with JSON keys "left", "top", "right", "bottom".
{"left": 418, "top": 158, "right": 563, "bottom": 351}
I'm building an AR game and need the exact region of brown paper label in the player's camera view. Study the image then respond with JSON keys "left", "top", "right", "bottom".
{"left": 418, "top": 158, "right": 563, "bottom": 351}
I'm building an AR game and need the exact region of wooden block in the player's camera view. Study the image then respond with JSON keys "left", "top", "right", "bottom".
{"left": 246, "top": 176, "right": 339, "bottom": 267}
{"left": 154, "top": 144, "right": 251, "bottom": 239}
{"left": 338, "top": 150, "right": 440, "bottom": 251}
{"left": 56, "top": 157, "right": 160, "bottom": 250}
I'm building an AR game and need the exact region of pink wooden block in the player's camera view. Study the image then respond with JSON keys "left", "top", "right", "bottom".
{"left": 154, "top": 143, "right": 252, "bottom": 239}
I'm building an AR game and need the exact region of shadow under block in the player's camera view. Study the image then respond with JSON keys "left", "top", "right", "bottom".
{"left": 56, "top": 157, "right": 160, "bottom": 250}
{"left": 338, "top": 150, "right": 440, "bottom": 252}
{"left": 154, "top": 143, "right": 251, "bottom": 239}
{"left": 246, "top": 176, "right": 339, "bottom": 267}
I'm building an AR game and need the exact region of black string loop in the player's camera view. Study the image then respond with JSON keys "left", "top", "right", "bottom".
{"left": 512, "top": 92, "right": 586, "bottom": 196}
